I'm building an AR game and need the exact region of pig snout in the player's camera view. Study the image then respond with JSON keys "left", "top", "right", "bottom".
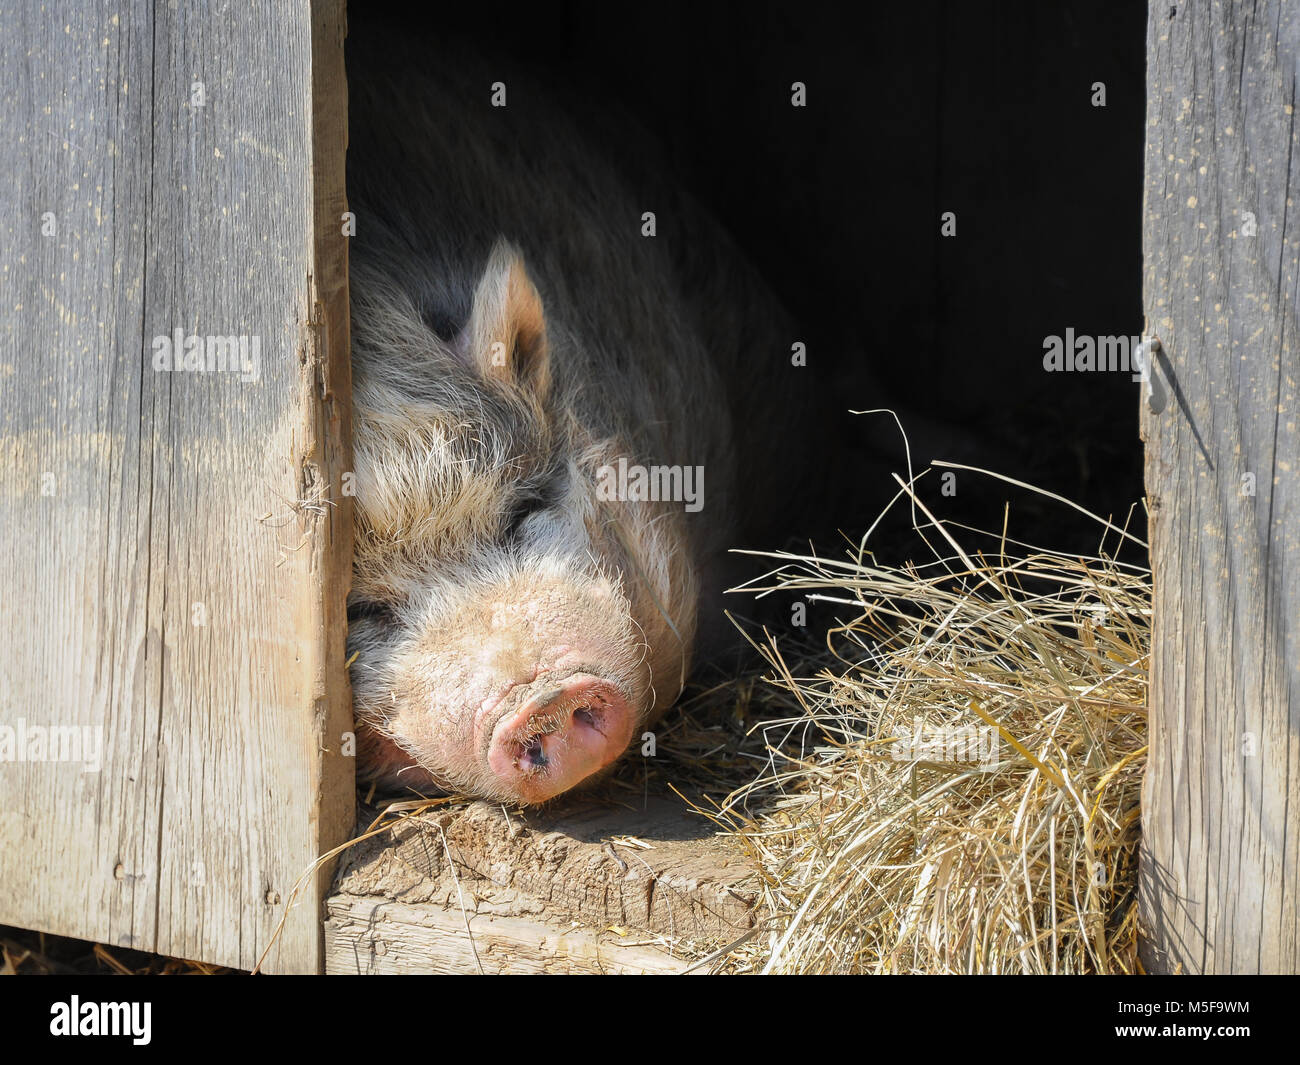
{"left": 485, "top": 673, "right": 635, "bottom": 802}
{"left": 348, "top": 551, "right": 672, "bottom": 804}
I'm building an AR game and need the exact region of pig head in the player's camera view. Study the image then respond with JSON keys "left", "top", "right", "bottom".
{"left": 346, "top": 241, "right": 703, "bottom": 804}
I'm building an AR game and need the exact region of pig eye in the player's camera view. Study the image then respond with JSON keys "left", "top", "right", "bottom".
{"left": 503, "top": 492, "right": 546, "bottom": 540}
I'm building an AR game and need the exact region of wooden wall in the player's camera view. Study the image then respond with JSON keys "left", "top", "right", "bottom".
{"left": 0, "top": 0, "right": 353, "bottom": 972}
{"left": 1139, "top": 0, "right": 1300, "bottom": 973}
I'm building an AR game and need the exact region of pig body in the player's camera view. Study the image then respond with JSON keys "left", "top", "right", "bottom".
{"left": 345, "top": 41, "right": 795, "bottom": 803}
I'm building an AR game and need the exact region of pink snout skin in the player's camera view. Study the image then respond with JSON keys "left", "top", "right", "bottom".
{"left": 487, "top": 673, "right": 636, "bottom": 802}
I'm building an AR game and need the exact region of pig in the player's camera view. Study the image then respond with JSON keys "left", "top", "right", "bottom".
{"left": 344, "top": 38, "right": 804, "bottom": 804}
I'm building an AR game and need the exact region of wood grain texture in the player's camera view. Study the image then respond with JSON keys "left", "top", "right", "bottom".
{"left": 0, "top": 0, "right": 353, "bottom": 971}
{"left": 1139, "top": 0, "right": 1300, "bottom": 973}
{"left": 326, "top": 896, "right": 696, "bottom": 975}
{"left": 302, "top": 0, "right": 355, "bottom": 972}
{"left": 327, "top": 796, "right": 762, "bottom": 974}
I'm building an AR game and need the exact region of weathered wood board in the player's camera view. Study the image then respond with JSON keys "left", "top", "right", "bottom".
{"left": 326, "top": 795, "right": 763, "bottom": 974}
{"left": 1139, "top": 1, "right": 1300, "bottom": 972}
{"left": 0, "top": 1, "right": 353, "bottom": 971}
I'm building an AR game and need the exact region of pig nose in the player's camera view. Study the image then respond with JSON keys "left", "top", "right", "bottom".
{"left": 486, "top": 673, "right": 636, "bottom": 802}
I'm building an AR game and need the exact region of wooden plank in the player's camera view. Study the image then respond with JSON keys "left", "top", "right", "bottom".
{"left": 0, "top": 0, "right": 353, "bottom": 971}
{"left": 327, "top": 795, "right": 762, "bottom": 974}
{"left": 1139, "top": 0, "right": 1300, "bottom": 973}
{"left": 302, "top": 0, "right": 355, "bottom": 972}
{"left": 325, "top": 896, "right": 694, "bottom": 975}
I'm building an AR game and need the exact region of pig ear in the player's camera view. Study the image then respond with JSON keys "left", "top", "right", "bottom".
{"left": 458, "top": 240, "right": 550, "bottom": 401}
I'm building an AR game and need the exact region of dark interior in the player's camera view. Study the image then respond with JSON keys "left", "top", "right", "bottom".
{"left": 348, "top": 1, "right": 1147, "bottom": 559}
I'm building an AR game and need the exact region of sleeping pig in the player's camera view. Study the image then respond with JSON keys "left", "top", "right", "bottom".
{"left": 344, "top": 39, "right": 799, "bottom": 804}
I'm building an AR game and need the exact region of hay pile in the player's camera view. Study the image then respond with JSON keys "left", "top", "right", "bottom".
{"left": 711, "top": 464, "right": 1149, "bottom": 975}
